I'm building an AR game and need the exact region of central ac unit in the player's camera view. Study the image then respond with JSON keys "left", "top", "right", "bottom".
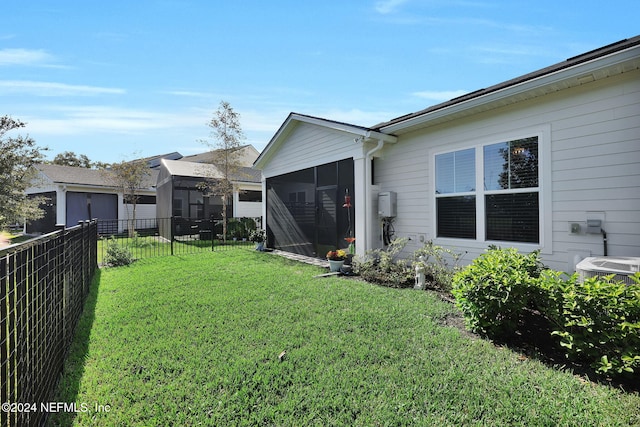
{"left": 575, "top": 256, "right": 640, "bottom": 285}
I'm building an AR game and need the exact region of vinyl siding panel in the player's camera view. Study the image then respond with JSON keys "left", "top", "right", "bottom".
{"left": 262, "top": 122, "right": 363, "bottom": 178}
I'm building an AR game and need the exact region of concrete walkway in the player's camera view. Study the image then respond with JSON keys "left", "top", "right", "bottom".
{"left": 270, "top": 249, "right": 329, "bottom": 268}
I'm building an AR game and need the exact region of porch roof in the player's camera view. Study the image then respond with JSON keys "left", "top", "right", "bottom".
{"left": 160, "top": 159, "right": 261, "bottom": 183}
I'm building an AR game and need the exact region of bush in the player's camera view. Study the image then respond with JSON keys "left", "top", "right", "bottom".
{"left": 104, "top": 236, "right": 135, "bottom": 267}
{"left": 352, "top": 238, "right": 413, "bottom": 288}
{"left": 451, "top": 247, "right": 544, "bottom": 336}
{"left": 412, "top": 241, "right": 463, "bottom": 292}
{"left": 249, "top": 229, "right": 265, "bottom": 243}
{"left": 546, "top": 273, "right": 640, "bottom": 375}
{"left": 130, "top": 232, "right": 154, "bottom": 248}
{"left": 226, "top": 217, "right": 257, "bottom": 240}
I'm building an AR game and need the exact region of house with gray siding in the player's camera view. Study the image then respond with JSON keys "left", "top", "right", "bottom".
{"left": 26, "top": 164, "right": 157, "bottom": 234}
{"left": 254, "top": 36, "right": 640, "bottom": 272}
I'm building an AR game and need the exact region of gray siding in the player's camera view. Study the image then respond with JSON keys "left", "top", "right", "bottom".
{"left": 374, "top": 69, "right": 640, "bottom": 271}
{"left": 262, "top": 122, "right": 363, "bottom": 178}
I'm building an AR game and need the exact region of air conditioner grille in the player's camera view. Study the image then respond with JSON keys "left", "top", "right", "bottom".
{"left": 576, "top": 256, "right": 640, "bottom": 285}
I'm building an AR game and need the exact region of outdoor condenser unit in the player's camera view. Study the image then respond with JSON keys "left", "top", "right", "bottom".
{"left": 575, "top": 256, "right": 640, "bottom": 285}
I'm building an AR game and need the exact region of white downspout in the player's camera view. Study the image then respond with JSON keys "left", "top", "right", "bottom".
{"left": 363, "top": 138, "right": 385, "bottom": 253}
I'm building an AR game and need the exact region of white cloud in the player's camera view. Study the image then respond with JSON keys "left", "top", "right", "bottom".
{"left": 412, "top": 90, "right": 469, "bottom": 102}
{"left": 0, "top": 80, "right": 125, "bottom": 96}
{"left": 374, "top": 0, "right": 409, "bottom": 14}
{"left": 0, "top": 48, "right": 63, "bottom": 67}
{"left": 21, "top": 105, "right": 203, "bottom": 136}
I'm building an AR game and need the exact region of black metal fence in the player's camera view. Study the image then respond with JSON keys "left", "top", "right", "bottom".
{"left": 0, "top": 220, "right": 98, "bottom": 427}
{"left": 97, "top": 217, "right": 262, "bottom": 263}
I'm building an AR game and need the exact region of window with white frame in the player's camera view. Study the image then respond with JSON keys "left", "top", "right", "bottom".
{"left": 435, "top": 136, "right": 540, "bottom": 244}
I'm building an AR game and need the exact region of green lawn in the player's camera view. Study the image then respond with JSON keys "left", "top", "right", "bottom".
{"left": 52, "top": 249, "right": 640, "bottom": 426}
{"left": 96, "top": 235, "right": 251, "bottom": 265}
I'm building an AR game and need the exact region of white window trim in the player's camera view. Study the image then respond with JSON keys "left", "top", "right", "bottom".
{"left": 431, "top": 125, "right": 552, "bottom": 254}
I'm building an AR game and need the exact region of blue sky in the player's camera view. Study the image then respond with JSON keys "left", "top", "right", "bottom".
{"left": 2, "top": 1, "right": 638, "bottom": 164}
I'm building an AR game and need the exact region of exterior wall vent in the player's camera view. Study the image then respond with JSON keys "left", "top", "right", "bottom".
{"left": 575, "top": 256, "right": 640, "bottom": 285}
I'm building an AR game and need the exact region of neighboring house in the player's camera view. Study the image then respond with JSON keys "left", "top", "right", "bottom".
{"left": 26, "top": 145, "right": 263, "bottom": 238}
{"left": 139, "top": 152, "right": 183, "bottom": 169}
{"left": 26, "top": 164, "right": 158, "bottom": 234}
{"left": 155, "top": 159, "right": 262, "bottom": 240}
{"left": 254, "top": 36, "right": 640, "bottom": 272}
{"left": 180, "top": 145, "right": 260, "bottom": 166}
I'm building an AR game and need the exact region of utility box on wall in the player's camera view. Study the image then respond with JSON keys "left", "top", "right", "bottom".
{"left": 378, "top": 191, "right": 397, "bottom": 217}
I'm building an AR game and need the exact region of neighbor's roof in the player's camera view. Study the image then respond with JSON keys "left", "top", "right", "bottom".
{"left": 161, "top": 159, "right": 261, "bottom": 183}
{"left": 373, "top": 35, "right": 640, "bottom": 133}
{"left": 180, "top": 145, "right": 260, "bottom": 167}
{"left": 131, "top": 152, "right": 183, "bottom": 168}
{"left": 35, "top": 164, "right": 158, "bottom": 189}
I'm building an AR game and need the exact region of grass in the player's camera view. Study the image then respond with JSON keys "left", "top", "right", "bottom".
{"left": 96, "top": 235, "right": 251, "bottom": 265}
{"left": 51, "top": 249, "right": 640, "bottom": 426}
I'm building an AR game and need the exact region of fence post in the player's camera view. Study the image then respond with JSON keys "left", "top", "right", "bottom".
{"left": 54, "top": 223, "right": 66, "bottom": 372}
{"left": 211, "top": 217, "right": 215, "bottom": 252}
{"left": 79, "top": 221, "right": 86, "bottom": 296}
{"left": 170, "top": 216, "right": 174, "bottom": 256}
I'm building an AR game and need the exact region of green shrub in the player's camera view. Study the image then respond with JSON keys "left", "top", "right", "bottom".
{"left": 548, "top": 273, "right": 640, "bottom": 375}
{"left": 353, "top": 238, "right": 413, "bottom": 287}
{"left": 104, "top": 236, "right": 135, "bottom": 267}
{"left": 226, "top": 217, "right": 257, "bottom": 240}
{"left": 130, "top": 232, "right": 154, "bottom": 248}
{"left": 412, "top": 241, "right": 463, "bottom": 292}
{"left": 451, "top": 247, "right": 544, "bottom": 336}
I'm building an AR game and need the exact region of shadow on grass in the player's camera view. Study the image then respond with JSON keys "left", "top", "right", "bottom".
{"left": 424, "top": 288, "right": 639, "bottom": 394}
{"left": 48, "top": 269, "right": 102, "bottom": 427}
{"left": 480, "top": 310, "right": 639, "bottom": 394}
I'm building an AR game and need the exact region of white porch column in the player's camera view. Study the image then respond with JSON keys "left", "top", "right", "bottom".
{"left": 56, "top": 186, "right": 66, "bottom": 226}
{"left": 261, "top": 177, "right": 267, "bottom": 229}
{"left": 353, "top": 156, "right": 368, "bottom": 257}
{"left": 117, "top": 192, "right": 125, "bottom": 233}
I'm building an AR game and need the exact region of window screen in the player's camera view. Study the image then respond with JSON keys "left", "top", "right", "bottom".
{"left": 486, "top": 193, "right": 539, "bottom": 243}
{"left": 435, "top": 148, "right": 476, "bottom": 239}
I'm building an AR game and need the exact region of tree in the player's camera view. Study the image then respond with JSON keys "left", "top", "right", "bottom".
{"left": 52, "top": 151, "right": 92, "bottom": 168}
{"left": 0, "top": 116, "right": 47, "bottom": 228}
{"left": 105, "top": 159, "right": 150, "bottom": 237}
{"left": 198, "top": 101, "right": 245, "bottom": 242}
{"left": 51, "top": 151, "right": 110, "bottom": 169}
{"left": 498, "top": 137, "right": 538, "bottom": 189}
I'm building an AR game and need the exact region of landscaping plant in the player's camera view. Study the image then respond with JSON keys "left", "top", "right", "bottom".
{"left": 451, "top": 246, "right": 545, "bottom": 336}
{"left": 545, "top": 272, "right": 640, "bottom": 375}
{"left": 352, "top": 238, "right": 413, "bottom": 287}
{"left": 104, "top": 236, "right": 135, "bottom": 266}
{"left": 412, "top": 241, "right": 464, "bottom": 292}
